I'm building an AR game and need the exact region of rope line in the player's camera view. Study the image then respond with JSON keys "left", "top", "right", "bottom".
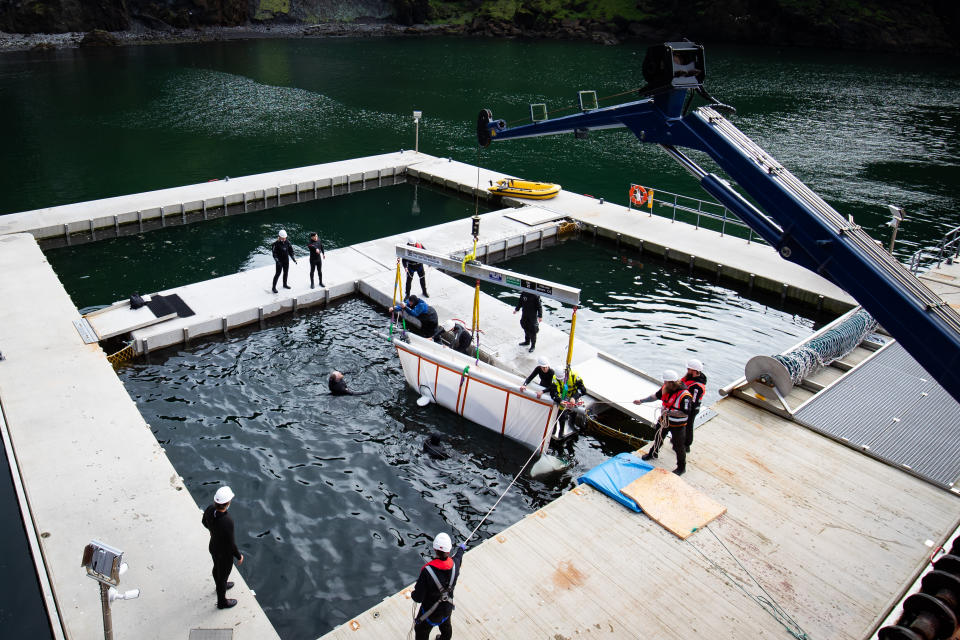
{"left": 685, "top": 526, "right": 811, "bottom": 640}
{"left": 463, "top": 409, "right": 566, "bottom": 544}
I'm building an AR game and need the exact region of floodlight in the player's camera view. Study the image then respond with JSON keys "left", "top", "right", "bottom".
{"left": 81, "top": 539, "right": 124, "bottom": 586}
{"left": 413, "top": 110, "right": 422, "bottom": 121}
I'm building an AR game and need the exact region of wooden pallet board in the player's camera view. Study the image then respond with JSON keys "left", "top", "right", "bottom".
{"left": 621, "top": 468, "right": 727, "bottom": 539}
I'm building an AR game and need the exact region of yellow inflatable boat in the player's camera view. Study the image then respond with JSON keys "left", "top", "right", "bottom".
{"left": 488, "top": 178, "right": 561, "bottom": 200}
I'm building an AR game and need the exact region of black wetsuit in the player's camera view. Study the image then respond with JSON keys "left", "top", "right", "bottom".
{"left": 451, "top": 325, "right": 474, "bottom": 356}
{"left": 423, "top": 433, "right": 448, "bottom": 459}
{"left": 201, "top": 504, "right": 241, "bottom": 607}
{"left": 523, "top": 365, "right": 556, "bottom": 389}
{"left": 515, "top": 293, "right": 542, "bottom": 348}
{"left": 402, "top": 243, "right": 428, "bottom": 298}
{"left": 412, "top": 547, "right": 465, "bottom": 640}
{"left": 271, "top": 239, "right": 296, "bottom": 291}
{"left": 681, "top": 372, "right": 707, "bottom": 449}
{"left": 307, "top": 238, "right": 325, "bottom": 288}
{"left": 329, "top": 376, "right": 369, "bottom": 396}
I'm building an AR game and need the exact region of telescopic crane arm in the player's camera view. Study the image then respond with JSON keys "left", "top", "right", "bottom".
{"left": 478, "top": 41, "right": 960, "bottom": 403}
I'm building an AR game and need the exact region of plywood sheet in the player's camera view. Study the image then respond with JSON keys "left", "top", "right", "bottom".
{"left": 620, "top": 468, "right": 726, "bottom": 539}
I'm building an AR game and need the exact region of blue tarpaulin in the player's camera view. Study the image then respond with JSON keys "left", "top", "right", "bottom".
{"left": 576, "top": 452, "right": 654, "bottom": 512}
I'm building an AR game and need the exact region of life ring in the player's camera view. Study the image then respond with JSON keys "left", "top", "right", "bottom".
{"left": 629, "top": 185, "right": 648, "bottom": 206}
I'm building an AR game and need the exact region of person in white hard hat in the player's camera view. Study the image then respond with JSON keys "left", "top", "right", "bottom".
{"left": 520, "top": 356, "right": 555, "bottom": 399}
{"left": 633, "top": 369, "right": 693, "bottom": 475}
{"left": 411, "top": 532, "right": 466, "bottom": 640}
{"left": 201, "top": 486, "right": 244, "bottom": 609}
{"left": 271, "top": 229, "right": 297, "bottom": 293}
{"left": 402, "top": 236, "right": 428, "bottom": 299}
{"left": 680, "top": 358, "right": 707, "bottom": 453}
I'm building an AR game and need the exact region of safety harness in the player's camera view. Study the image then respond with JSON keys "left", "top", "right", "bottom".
{"left": 416, "top": 560, "right": 458, "bottom": 624}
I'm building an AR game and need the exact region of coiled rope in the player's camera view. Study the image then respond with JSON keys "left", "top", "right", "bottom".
{"left": 773, "top": 308, "right": 876, "bottom": 384}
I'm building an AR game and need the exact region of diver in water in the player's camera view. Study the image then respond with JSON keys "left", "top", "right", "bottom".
{"left": 328, "top": 371, "right": 370, "bottom": 396}
{"left": 423, "top": 432, "right": 449, "bottom": 459}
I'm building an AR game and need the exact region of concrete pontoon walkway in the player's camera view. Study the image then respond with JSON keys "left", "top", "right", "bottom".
{"left": 0, "top": 151, "right": 422, "bottom": 241}
{"left": 408, "top": 156, "right": 857, "bottom": 313}
{"left": 319, "top": 394, "right": 960, "bottom": 640}
{"left": 0, "top": 234, "right": 279, "bottom": 640}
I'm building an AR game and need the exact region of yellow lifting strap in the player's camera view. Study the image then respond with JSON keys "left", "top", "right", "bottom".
{"left": 392, "top": 258, "right": 402, "bottom": 307}
{"left": 461, "top": 237, "right": 478, "bottom": 273}
{"left": 471, "top": 280, "right": 481, "bottom": 336}
{"left": 562, "top": 306, "right": 578, "bottom": 399}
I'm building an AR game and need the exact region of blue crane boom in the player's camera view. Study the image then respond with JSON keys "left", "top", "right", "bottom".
{"left": 478, "top": 42, "right": 960, "bottom": 403}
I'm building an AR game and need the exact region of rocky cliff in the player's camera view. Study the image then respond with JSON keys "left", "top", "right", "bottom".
{"left": 1, "top": 0, "right": 956, "bottom": 54}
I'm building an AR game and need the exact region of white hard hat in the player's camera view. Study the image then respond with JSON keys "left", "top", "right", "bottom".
{"left": 433, "top": 532, "right": 452, "bottom": 553}
{"left": 442, "top": 319, "right": 455, "bottom": 332}
{"left": 686, "top": 358, "right": 703, "bottom": 372}
{"left": 406, "top": 235, "right": 416, "bottom": 245}
{"left": 661, "top": 369, "right": 680, "bottom": 383}
{"left": 537, "top": 356, "right": 549, "bottom": 368}
{"left": 278, "top": 229, "right": 287, "bottom": 238}
{"left": 214, "top": 486, "right": 235, "bottom": 504}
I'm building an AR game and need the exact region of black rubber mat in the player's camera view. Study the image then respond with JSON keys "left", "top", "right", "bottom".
{"left": 147, "top": 294, "right": 195, "bottom": 318}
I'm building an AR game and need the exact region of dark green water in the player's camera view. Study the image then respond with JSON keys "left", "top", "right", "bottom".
{"left": 2, "top": 37, "right": 958, "bottom": 639}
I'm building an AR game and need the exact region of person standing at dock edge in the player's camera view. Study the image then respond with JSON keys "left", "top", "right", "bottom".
{"left": 403, "top": 236, "right": 429, "bottom": 298}
{"left": 271, "top": 229, "right": 297, "bottom": 293}
{"left": 307, "top": 232, "right": 326, "bottom": 289}
{"left": 514, "top": 291, "right": 542, "bottom": 352}
{"left": 201, "top": 486, "right": 244, "bottom": 610}
{"left": 634, "top": 370, "right": 692, "bottom": 475}
{"left": 681, "top": 358, "right": 707, "bottom": 452}
{"left": 412, "top": 532, "right": 465, "bottom": 640}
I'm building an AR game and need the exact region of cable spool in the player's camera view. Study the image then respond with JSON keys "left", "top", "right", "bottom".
{"left": 745, "top": 308, "right": 877, "bottom": 397}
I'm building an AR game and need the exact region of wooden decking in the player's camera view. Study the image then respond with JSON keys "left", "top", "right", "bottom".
{"left": 319, "top": 395, "right": 960, "bottom": 640}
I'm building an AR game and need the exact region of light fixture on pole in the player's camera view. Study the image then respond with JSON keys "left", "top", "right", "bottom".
{"left": 413, "top": 110, "right": 422, "bottom": 153}
{"left": 81, "top": 540, "right": 140, "bottom": 640}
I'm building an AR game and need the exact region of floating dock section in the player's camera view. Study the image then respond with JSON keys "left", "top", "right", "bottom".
{"left": 407, "top": 156, "right": 856, "bottom": 313}
{"left": 318, "top": 392, "right": 960, "bottom": 640}
{"left": 0, "top": 234, "right": 279, "bottom": 639}
{"left": 0, "top": 151, "right": 420, "bottom": 246}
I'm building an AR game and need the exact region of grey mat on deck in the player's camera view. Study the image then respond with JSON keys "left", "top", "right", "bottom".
{"left": 794, "top": 341, "right": 960, "bottom": 490}
{"left": 147, "top": 293, "right": 195, "bottom": 318}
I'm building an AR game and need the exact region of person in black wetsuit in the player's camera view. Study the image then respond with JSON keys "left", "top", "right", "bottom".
{"left": 307, "top": 232, "right": 326, "bottom": 289}
{"left": 513, "top": 292, "right": 542, "bottom": 353}
{"left": 328, "top": 371, "right": 370, "bottom": 396}
{"left": 423, "top": 432, "right": 448, "bottom": 459}
{"left": 681, "top": 358, "right": 707, "bottom": 452}
{"left": 442, "top": 320, "right": 474, "bottom": 356}
{"left": 403, "top": 236, "right": 429, "bottom": 299}
{"left": 271, "top": 229, "right": 297, "bottom": 293}
{"left": 201, "top": 486, "right": 244, "bottom": 609}
{"left": 412, "top": 532, "right": 465, "bottom": 640}
{"left": 519, "top": 356, "right": 555, "bottom": 399}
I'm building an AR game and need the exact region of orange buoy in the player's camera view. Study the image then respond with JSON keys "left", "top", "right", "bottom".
{"left": 629, "top": 184, "right": 648, "bottom": 206}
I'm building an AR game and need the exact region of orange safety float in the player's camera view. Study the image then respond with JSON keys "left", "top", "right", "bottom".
{"left": 629, "top": 184, "right": 648, "bottom": 206}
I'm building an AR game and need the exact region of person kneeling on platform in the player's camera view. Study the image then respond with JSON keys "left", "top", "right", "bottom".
{"left": 634, "top": 369, "right": 692, "bottom": 475}
{"left": 412, "top": 532, "right": 465, "bottom": 640}
{"left": 395, "top": 295, "right": 441, "bottom": 342}
{"left": 442, "top": 320, "right": 474, "bottom": 356}
{"left": 549, "top": 368, "right": 585, "bottom": 446}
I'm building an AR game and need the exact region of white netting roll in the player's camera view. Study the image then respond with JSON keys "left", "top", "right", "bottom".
{"left": 773, "top": 308, "right": 877, "bottom": 384}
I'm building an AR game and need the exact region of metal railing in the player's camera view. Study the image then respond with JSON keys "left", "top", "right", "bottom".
{"left": 908, "top": 225, "right": 960, "bottom": 274}
{"left": 627, "top": 184, "right": 766, "bottom": 245}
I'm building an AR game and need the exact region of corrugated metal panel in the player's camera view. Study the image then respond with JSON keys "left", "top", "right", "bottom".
{"left": 794, "top": 342, "right": 960, "bottom": 490}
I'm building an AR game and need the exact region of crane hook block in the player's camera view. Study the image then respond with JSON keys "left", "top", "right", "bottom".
{"left": 477, "top": 109, "right": 505, "bottom": 148}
